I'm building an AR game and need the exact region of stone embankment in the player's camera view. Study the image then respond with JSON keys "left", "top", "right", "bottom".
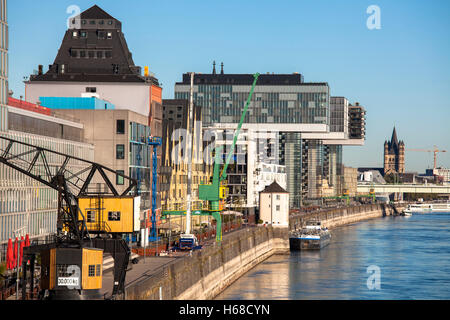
{"left": 123, "top": 203, "right": 404, "bottom": 300}
{"left": 289, "top": 203, "right": 404, "bottom": 231}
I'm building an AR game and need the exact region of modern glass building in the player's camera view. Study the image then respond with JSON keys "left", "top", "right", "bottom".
{"left": 0, "top": 0, "right": 8, "bottom": 132}
{"left": 174, "top": 69, "right": 334, "bottom": 208}
{"left": 0, "top": 103, "right": 94, "bottom": 261}
{"left": 175, "top": 73, "right": 329, "bottom": 127}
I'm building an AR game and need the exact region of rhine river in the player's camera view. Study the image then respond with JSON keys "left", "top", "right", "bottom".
{"left": 215, "top": 212, "right": 450, "bottom": 299}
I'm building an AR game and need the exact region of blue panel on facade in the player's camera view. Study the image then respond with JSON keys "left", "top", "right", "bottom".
{"left": 39, "top": 97, "right": 115, "bottom": 110}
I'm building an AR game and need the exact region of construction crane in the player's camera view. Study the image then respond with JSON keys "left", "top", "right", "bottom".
{"left": 0, "top": 136, "right": 140, "bottom": 300}
{"left": 407, "top": 146, "right": 447, "bottom": 170}
{"left": 163, "top": 73, "right": 260, "bottom": 246}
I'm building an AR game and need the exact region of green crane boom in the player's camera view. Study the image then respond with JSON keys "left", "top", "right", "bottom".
{"left": 199, "top": 73, "right": 260, "bottom": 204}
{"left": 197, "top": 73, "right": 260, "bottom": 241}
{"left": 164, "top": 73, "right": 260, "bottom": 244}
{"left": 220, "top": 73, "right": 260, "bottom": 181}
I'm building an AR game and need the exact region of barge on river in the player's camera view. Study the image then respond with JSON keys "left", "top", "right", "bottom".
{"left": 289, "top": 220, "right": 331, "bottom": 250}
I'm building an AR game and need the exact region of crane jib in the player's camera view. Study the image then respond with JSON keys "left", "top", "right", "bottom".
{"left": 220, "top": 73, "right": 260, "bottom": 180}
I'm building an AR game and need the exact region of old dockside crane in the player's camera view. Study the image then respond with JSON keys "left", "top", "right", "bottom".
{"left": 162, "top": 73, "right": 260, "bottom": 246}
{"left": 0, "top": 136, "right": 140, "bottom": 300}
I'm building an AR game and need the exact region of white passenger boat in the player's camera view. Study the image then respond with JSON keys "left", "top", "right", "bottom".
{"left": 403, "top": 202, "right": 450, "bottom": 214}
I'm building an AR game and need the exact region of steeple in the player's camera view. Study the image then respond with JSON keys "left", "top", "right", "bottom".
{"left": 390, "top": 127, "right": 399, "bottom": 151}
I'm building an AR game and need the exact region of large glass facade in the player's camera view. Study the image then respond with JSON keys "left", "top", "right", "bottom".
{"left": 279, "top": 132, "right": 302, "bottom": 207}
{"left": 330, "top": 97, "right": 348, "bottom": 133}
{"left": 128, "top": 121, "right": 154, "bottom": 210}
{"left": 0, "top": 131, "right": 94, "bottom": 261}
{"left": 175, "top": 83, "right": 330, "bottom": 127}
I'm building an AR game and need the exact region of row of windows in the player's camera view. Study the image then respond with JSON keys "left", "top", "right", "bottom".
{"left": 175, "top": 91, "right": 329, "bottom": 125}
{"left": 0, "top": 188, "right": 56, "bottom": 214}
{"left": 72, "top": 19, "right": 115, "bottom": 26}
{"left": 86, "top": 211, "right": 121, "bottom": 222}
{"left": 70, "top": 49, "right": 112, "bottom": 59}
{"left": 0, "top": 132, "right": 94, "bottom": 170}
{"left": 0, "top": 210, "right": 57, "bottom": 243}
{"left": 72, "top": 30, "right": 112, "bottom": 39}
{"left": 56, "top": 264, "right": 103, "bottom": 280}
{"left": 57, "top": 264, "right": 101, "bottom": 278}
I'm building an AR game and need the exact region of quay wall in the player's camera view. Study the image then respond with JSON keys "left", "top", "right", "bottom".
{"left": 124, "top": 203, "right": 404, "bottom": 300}
{"left": 124, "top": 226, "right": 289, "bottom": 300}
{"left": 289, "top": 203, "right": 403, "bottom": 231}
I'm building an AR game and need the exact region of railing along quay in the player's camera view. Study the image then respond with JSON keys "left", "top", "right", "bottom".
{"left": 289, "top": 203, "right": 403, "bottom": 231}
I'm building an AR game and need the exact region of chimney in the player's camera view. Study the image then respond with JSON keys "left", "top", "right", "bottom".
{"left": 38, "top": 65, "right": 43, "bottom": 75}
{"left": 220, "top": 62, "right": 224, "bottom": 74}
{"left": 212, "top": 61, "right": 216, "bottom": 75}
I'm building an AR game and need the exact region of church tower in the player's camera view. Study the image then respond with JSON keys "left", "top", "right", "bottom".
{"left": 384, "top": 127, "right": 405, "bottom": 175}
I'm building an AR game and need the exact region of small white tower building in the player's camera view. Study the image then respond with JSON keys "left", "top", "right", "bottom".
{"left": 259, "top": 181, "right": 289, "bottom": 227}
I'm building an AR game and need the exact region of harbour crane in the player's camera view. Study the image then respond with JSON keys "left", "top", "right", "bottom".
{"left": 162, "top": 73, "right": 260, "bottom": 247}
{"left": 0, "top": 136, "right": 141, "bottom": 300}
{"left": 407, "top": 146, "right": 447, "bottom": 170}
{"left": 198, "top": 72, "right": 260, "bottom": 240}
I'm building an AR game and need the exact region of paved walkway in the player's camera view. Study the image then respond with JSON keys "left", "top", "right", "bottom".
{"left": 100, "top": 253, "right": 186, "bottom": 299}
{"left": 100, "top": 228, "right": 246, "bottom": 299}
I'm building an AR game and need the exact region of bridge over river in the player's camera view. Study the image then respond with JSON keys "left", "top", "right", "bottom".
{"left": 357, "top": 183, "right": 450, "bottom": 194}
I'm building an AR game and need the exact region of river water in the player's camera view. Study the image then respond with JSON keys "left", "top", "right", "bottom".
{"left": 215, "top": 212, "right": 450, "bottom": 300}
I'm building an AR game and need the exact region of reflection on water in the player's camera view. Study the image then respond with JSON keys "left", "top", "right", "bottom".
{"left": 215, "top": 213, "right": 450, "bottom": 300}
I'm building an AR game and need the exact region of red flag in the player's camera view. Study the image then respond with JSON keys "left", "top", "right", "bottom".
{"left": 12, "top": 238, "right": 18, "bottom": 269}
{"left": 19, "top": 236, "right": 25, "bottom": 267}
{"left": 6, "top": 238, "right": 12, "bottom": 270}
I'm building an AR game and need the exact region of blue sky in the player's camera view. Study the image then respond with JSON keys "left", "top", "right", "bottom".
{"left": 7, "top": 0, "right": 450, "bottom": 172}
